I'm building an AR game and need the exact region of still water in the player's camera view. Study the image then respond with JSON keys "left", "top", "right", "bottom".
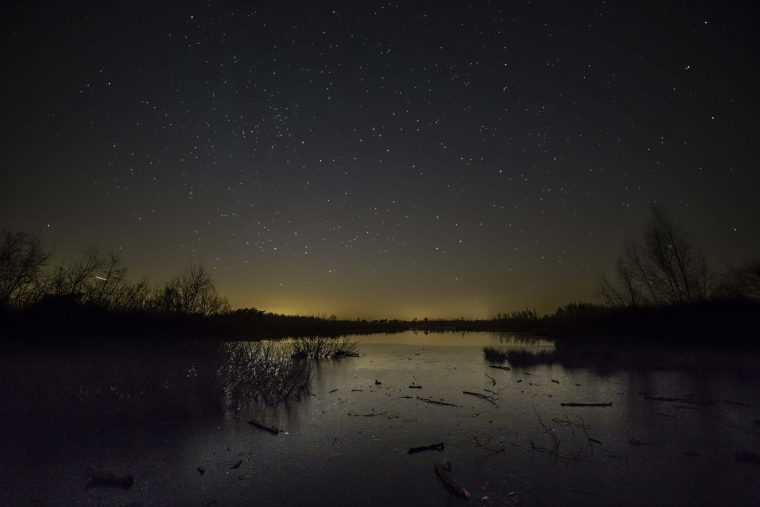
{"left": 1, "top": 332, "right": 759, "bottom": 506}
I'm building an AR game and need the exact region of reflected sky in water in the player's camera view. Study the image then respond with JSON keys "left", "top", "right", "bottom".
{"left": 2, "top": 332, "right": 759, "bottom": 506}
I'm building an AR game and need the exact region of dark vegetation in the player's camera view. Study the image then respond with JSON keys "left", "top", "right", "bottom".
{"left": 1, "top": 337, "right": 357, "bottom": 428}
{"left": 488, "top": 207, "right": 760, "bottom": 346}
{"left": 0, "top": 230, "right": 409, "bottom": 343}
{"left": 1, "top": 205, "right": 758, "bottom": 346}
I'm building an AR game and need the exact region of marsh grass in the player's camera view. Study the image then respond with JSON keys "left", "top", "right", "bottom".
{"left": 502, "top": 349, "right": 558, "bottom": 367}
{"left": 220, "top": 341, "right": 311, "bottom": 409}
{"left": 483, "top": 346, "right": 559, "bottom": 369}
{"left": 483, "top": 346, "right": 509, "bottom": 363}
{"left": 291, "top": 336, "right": 359, "bottom": 360}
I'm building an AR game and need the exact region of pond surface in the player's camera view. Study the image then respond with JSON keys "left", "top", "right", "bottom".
{"left": 2, "top": 332, "right": 760, "bottom": 506}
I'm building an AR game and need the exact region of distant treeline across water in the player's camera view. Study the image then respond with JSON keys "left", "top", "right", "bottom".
{"left": 2, "top": 207, "right": 760, "bottom": 346}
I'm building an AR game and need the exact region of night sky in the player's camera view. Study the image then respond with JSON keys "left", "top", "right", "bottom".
{"left": 3, "top": 3, "right": 759, "bottom": 318}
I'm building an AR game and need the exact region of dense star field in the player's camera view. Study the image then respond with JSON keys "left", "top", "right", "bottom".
{"left": 3, "top": 3, "right": 758, "bottom": 318}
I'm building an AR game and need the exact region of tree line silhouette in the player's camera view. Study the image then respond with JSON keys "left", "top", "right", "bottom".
{"left": 0, "top": 234, "right": 228, "bottom": 316}
{"left": 1, "top": 206, "right": 758, "bottom": 344}
{"left": 0, "top": 232, "right": 416, "bottom": 342}
{"left": 491, "top": 207, "right": 760, "bottom": 344}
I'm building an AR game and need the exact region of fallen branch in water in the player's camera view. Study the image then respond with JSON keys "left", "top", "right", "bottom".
{"left": 408, "top": 385, "right": 423, "bottom": 389}
{"left": 641, "top": 394, "right": 714, "bottom": 406}
{"left": 408, "top": 442, "right": 445, "bottom": 454}
{"left": 434, "top": 462, "right": 471, "bottom": 499}
{"left": 722, "top": 399, "right": 750, "bottom": 407}
{"left": 463, "top": 390, "right": 498, "bottom": 406}
{"left": 333, "top": 351, "right": 360, "bottom": 358}
{"left": 348, "top": 411, "right": 386, "bottom": 417}
{"left": 560, "top": 402, "right": 612, "bottom": 407}
{"left": 488, "top": 365, "right": 511, "bottom": 371}
{"left": 416, "top": 396, "right": 459, "bottom": 407}
{"left": 248, "top": 420, "right": 280, "bottom": 435}
{"left": 85, "top": 471, "right": 134, "bottom": 490}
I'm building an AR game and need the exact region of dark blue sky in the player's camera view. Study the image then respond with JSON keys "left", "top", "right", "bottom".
{"left": 3, "top": 3, "right": 759, "bottom": 317}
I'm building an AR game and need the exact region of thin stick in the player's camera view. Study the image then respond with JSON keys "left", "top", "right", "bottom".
{"left": 248, "top": 420, "right": 280, "bottom": 435}
{"left": 560, "top": 402, "right": 612, "bottom": 407}
{"left": 416, "top": 396, "right": 459, "bottom": 407}
{"left": 408, "top": 442, "right": 445, "bottom": 454}
{"left": 462, "top": 390, "right": 498, "bottom": 406}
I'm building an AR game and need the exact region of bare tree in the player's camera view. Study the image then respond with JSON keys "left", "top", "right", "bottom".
{"left": 601, "top": 206, "right": 710, "bottom": 306}
{"left": 112, "top": 279, "right": 152, "bottom": 311}
{"left": 716, "top": 260, "right": 760, "bottom": 300}
{"left": 46, "top": 249, "right": 104, "bottom": 298}
{"left": 598, "top": 274, "right": 624, "bottom": 306}
{"left": 154, "top": 265, "right": 229, "bottom": 316}
{"left": 0, "top": 230, "right": 49, "bottom": 306}
{"left": 88, "top": 253, "right": 129, "bottom": 308}
{"left": 644, "top": 207, "right": 709, "bottom": 302}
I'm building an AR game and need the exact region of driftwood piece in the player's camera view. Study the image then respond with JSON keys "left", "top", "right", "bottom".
{"left": 248, "top": 420, "right": 280, "bottom": 435}
{"left": 434, "top": 462, "right": 471, "bottom": 499}
{"left": 641, "top": 395, "right": 714, "bottom": 406}
{"left": 488, "top": 365, "right": 511, "bottom": 371}
{"left": 736, "top": 450, "right": 760, "bottom": 465}
{"left": 462, "top": 391, "right": 498, "bottom": 406}
{"left": 85, "top": 471, "right": 134, "bottom": 490}
{"left": 722, "top": 399, "right": 750, "bottom": 407}
{"left": 417, "top": 396, "right": 459, "bottom": 407}
{"left": 348, "top": 411, "right": 386, "bottom": 417}
{"left": 408, "top": 385, "right": 423, "bottom": 389}
{"left": 408, "top": 442, "right": 445, "bottom": 454}
{"left": 560, "top": 402, "right": 612, "bottom": 407}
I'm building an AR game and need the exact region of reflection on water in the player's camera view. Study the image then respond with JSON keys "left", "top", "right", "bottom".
{"left": 221, "top": 341, "right": 311, "bottom": 410}
{"left": 1, "top": 332, "right": 760, "bottom": 506}
{"left": 0, "top": 342, "right": 227, "bottom": 424}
